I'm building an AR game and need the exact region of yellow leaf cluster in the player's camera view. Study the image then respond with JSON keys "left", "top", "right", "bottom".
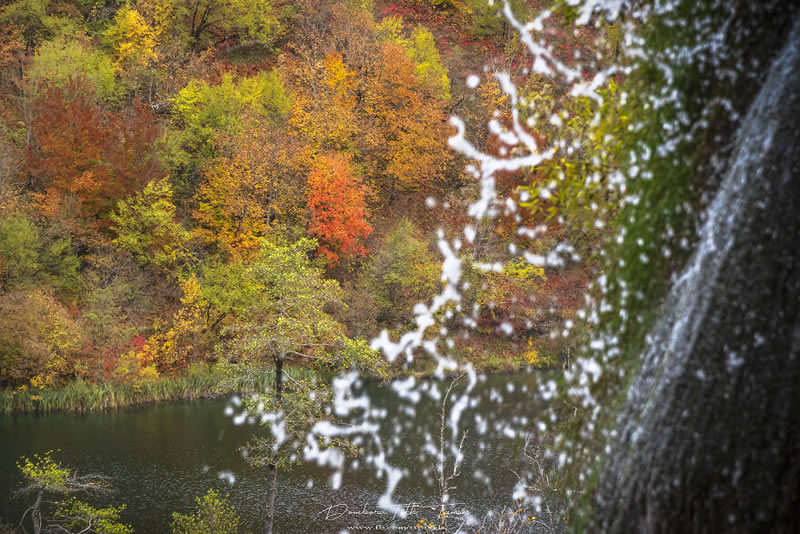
{"left": 478, "top": 76, "right": 508, "bottom": 118}
{"left": 29, "top": 371, "right": 55, "bottom": 390}
{"left": 323, "top": 52, "right": 356, "bottom": 103}
{"left": 194, "top": 161, "right": 267, "bottom": 258}
{"left": 194, "top": 129, "right": 303, "bottom": 258}
{"left": 105, "top": 6, "right": 158, "bottom": 69}
{"left": 141, "top": 275, "right": 207, "bottom": 374}
{"left": 111, "top": 350, "right": 159, "bottom": 384}
{"left": 289, "top": 54, "right": 359, "bottom": 153}
{"left": 479, "top": 258, "right": 546, "bottom": 309}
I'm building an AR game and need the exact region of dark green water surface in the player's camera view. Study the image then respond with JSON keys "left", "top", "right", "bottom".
{"left": 1, "top": 372, "right": 549, "bottom": 533}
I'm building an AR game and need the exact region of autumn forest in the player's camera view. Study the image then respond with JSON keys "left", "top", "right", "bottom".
{"left": 0, "top": 0, "right": 621, "bottom": 409}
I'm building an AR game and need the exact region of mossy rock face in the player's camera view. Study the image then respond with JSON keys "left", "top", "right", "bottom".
{"left": 603, "top": 0, "right": 800, "bottom": 354}
{"left": 567, "top": 0, "right": 800, "bottom": 428}
{"left": 571, "top": 1, "right": 800, "bottom": 531}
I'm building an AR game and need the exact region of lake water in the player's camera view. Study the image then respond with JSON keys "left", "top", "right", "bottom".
{"left": 1, "top": 371, "right": 559, "bottom": 532}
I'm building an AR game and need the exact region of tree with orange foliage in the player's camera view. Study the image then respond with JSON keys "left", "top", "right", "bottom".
{"left": 0, "top": 22, "right": 22, "bottom": 75}
{"left": 306, "top": 153, "right": 372, "bottom": 266}
{"left": 362, "top": 42, "right": 451, "bottom": 197}
{"left": 26, "top": 76, "right": 162, "bottom": 235}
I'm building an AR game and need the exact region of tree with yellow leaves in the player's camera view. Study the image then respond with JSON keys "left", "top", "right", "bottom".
{"left": 141, "top": 275, "right": 207, "bottom": 374}
{"left": 194, "top": 159, "right": 267, "bottom": 259}
{"left": 136, "top": 0, "right": 285, "bottom": 50}
{"left": 194, "top": 126, "right": 303, "bottom": 259}
{"left": 288, "top": 51, "right": 360, "bottom": 154}
{"left": 103, "top": 5, "right": 158, "bottom": 69}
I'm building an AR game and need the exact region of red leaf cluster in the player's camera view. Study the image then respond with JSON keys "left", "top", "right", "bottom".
{"left": 307, "top": 153, "right": 372, "bottom": 266}
{"left": 26, "top": 76, "right": 163, "bottom": 233}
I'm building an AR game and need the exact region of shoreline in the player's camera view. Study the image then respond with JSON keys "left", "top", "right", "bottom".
{"left": 1, "top": 359, "right": 559, "bottom": 415}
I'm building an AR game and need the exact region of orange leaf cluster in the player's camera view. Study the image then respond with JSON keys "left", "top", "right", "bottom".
{"left": 363, "top": 43, "right": 452, "bottom": 195}
{"left": 307, "top": 153, "right": 372, "bottom": 266}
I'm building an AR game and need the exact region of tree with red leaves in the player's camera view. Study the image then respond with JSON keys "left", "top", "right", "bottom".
{"left": 306, "top": 153, "right": 372, "bottom": 266}
{"left": 26, "top": 76, "right": 162, "bottom": 236}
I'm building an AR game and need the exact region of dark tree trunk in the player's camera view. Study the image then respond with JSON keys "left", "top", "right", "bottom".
{"left": 274, "top": 356, "right": 283, "bottom": 404}
{"left": 591, "top": 17, "right": 800, "bottom": 533}
{"left": 264, "top": 355, "right": 284, "bottom": 534}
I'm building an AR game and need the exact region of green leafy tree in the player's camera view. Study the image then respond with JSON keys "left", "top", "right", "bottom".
{"left": 171, "top": 489, "right": 240, "bottom": 534}
{"left": 52, "top": 498, "right": 133, "bottom": 534}
{"left": 138, "top": 0, "right": 286, "bottom": 50}
{"left": 167, "top": 70, "right": 289, "bottom": 177}
{"left": 110, "top": 177, "right": 190, "bottom": 269}
{"left": 0, "top": 214, "right": 79, "bottom": 293}
{"left": 29, "top": 35, "right": 118, "bottom": 101}
{"left": 198, "top": 257, "right": 259, "bottom": 333}
{"left": 463, "top": 0, "right": 528, "bottom": 41}
{"left": 229, "top": 238, "right": 348, "bottom": 367}
{"left": 0, "top": 213, "right": 38, "bottom": 288}
{"left": 360, "top": 219, "right": 440, "bottom": 326}
{"left": 0, "top": 0, "right": 78, "bottom": 51}
{"left": 521, "top": 79, "right": 626, "bottom": 232}
{"left": 226, "top": 237, "right": 387, "bottom": 534}
{"left": 15, "top": 451, "right": 132, "bottom": 534}
{"left": 408, "top": 26, "right": 451, "bottom": 99}
{"left": 242, "top": 374, "right": 360, "bottom": 534}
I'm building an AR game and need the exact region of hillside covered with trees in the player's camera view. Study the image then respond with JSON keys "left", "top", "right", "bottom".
{"left": 0, "top": 0, "right": 618, "bottom": 410}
